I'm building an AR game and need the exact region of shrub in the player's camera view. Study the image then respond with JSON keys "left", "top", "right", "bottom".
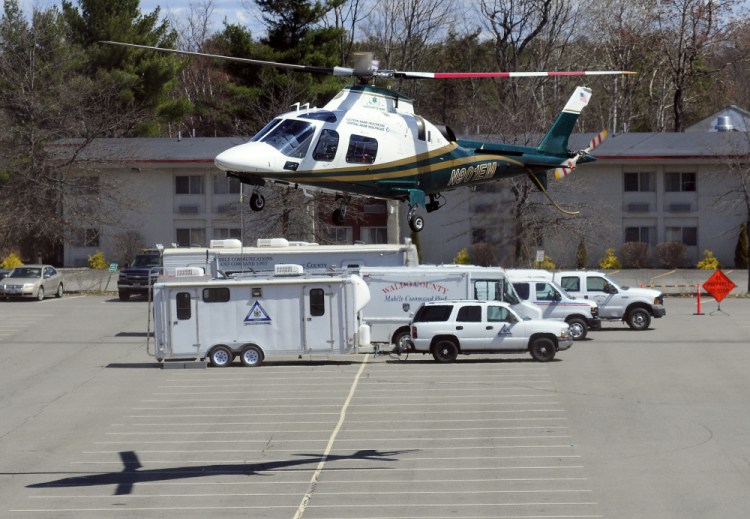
{"left": 620, "top": 241, "right": 651, "bottom": 268}
{"left": 88, "top": 251, "right": 110, "bottom": 270}
{"left": 470, "top": 242, "right": 497, "bottom": 266}
{"left": 453, "top": 248, "right": 471, "bottom": 264}
{"left": 535, "top": 254, "right": 556, "bottom": 270}
{"left": 655, "top": 241, "right": 687, "bottom": 268}
{"left": 599, "top": 248, "right": 622, "bottom": 269}
{"left": 696, "top": 250, "right": 721, "bottom": 270}
{"left": 1, "top": 251, "right": 24, "bottom": 269}
{"left": 575, "top": 240, "right": 588, "bottom": 269}
{"left": 735, "top": 224, "right": 748, "bottom": 268}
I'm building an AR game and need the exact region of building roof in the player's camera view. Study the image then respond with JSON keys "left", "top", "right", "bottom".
{"left": 685, "top": 105, "right": 750, "bottom": 132}
{"left": 47, "top": 137, "right": 246, "bottom": 165}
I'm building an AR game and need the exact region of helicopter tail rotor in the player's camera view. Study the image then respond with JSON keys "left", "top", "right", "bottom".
{"left": 553, "top": 129, "right": 608, "bottom": 180}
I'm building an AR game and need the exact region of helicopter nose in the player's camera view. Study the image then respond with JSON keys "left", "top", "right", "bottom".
{"left": 214, "top": 145, "right": 249, "bottom": 172}
{"left": 215, "top": 143, "right": 272, "bottom": 172}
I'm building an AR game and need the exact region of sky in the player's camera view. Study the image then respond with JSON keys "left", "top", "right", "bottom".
{"left": 18, "top": 0, "right": 265, "bottom": 36}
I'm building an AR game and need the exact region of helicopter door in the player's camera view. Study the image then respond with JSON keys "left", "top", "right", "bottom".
{"left": 312, "top": 129, "right": 340, "bottom": 163}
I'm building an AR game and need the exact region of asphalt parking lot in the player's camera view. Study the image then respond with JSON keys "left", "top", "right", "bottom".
{"left": 1, "top": 294, "right": 749, "bottom": 518}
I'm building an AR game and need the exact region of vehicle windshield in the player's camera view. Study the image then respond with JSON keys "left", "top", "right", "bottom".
{"left": 261, "top": 119, "right": 316, "bottom": 158}
{"left": 10, "top": 267, "right": 41, "bottom": 278}
{"left": 502, "top": 280, "right": 521, "bottom": 305}
{"left": 133, "top": 255, "right": 161, "bottom": 268}
{"left": 602, "top": 274, "right": 624, "bottom": 289}
{"left": 249, "top": 118, "right": 282, "bottom": 142}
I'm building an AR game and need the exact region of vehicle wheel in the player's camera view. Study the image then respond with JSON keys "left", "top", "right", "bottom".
{"left": 332, "top": 208, "right": 345, "bottom": 226}
{"left": 55, "top": 283, "right": 64, "bottom": 298}
{"left": 118, "top": 291, "right": 130, "bottom": 301}
{"left": 36, "top": 287, "right": 45, "bottom": 301}
{"left": 408, "top": 213, "right": 425, "bottom": 232}
{"left": 240, "top": 345, "right": 264, "bottom": 367}
{"left": 249, "top": 193, "right": 265, "bottom": 211}
{"left": 529, "top": 337, "right": 556, "bottom": 362}
{"left": 432, "top": 339, "right": 458, "bottom": 363}
{"left": 566, "top": 317, "right": 587, "bottom": 340}
{"left": 209, "top": 345, "right": 233, "bottom": 367}
{"left": 392, "top": 329, "right": 413, "bottom": 354}
{"left": 626, "top": 308, "right": 651, "bottom": 330}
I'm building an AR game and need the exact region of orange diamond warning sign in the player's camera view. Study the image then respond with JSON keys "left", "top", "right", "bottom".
{"left": 702, "top": 270, "right": 736, "bottom": 303}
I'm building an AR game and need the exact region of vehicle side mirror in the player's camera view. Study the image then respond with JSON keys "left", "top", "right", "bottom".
{"left": 554, "top": 292, "right": 562, "bottom": 301}
{"left": 604, "top": 284, "right": 618, "bottom": 294}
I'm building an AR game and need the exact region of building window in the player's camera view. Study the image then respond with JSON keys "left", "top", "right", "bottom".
{"left": 176, "top": 228, "right": 206, "bottom": 247}
{"left": 71, "top": 228, "right": 100, "bottom": 247}
{"left": 76, "top": 176, "right": 100, "bottom": 195}
{"left": 176, "top": 175, "right": 204, "bottom": 195}
{"left": 624, "top": 172, "right": 654, "bottom": 192}
{"left": 625, "top": 226, "right": 655, "bottom": 245}
{"left": 665, "top": 172, "right": 696, "bottom": 192}
{"left": 666, "top": 226, "right": 697, "bottom": 246}
{"left": 360, "top": 226, "right": 387, "bottom": 244}
{"left": 321, "top": 226, "right": 352, "bottom": 244}
{"left": 214, "top": 228, "right": 241, "bottom": 240}
{"left": 213, "top": 175, "right": 241, "bottom": 194}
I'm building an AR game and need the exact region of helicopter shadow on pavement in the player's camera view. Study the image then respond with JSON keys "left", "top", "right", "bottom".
{"left": 27, "top": 449, "right": 414, "bottom": 496}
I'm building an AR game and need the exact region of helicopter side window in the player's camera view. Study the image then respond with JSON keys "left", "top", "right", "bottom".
{"left": 262, "top": 119, "right": 315, "bottom": 158}
{"left": 313, "top": 129, "right": 339, "bottom": 162}
{"left": 250, "top": 118, "right": 282, "bottom": 142}
{"left": 346, "top": 135, "right": 378, "bottom": 164}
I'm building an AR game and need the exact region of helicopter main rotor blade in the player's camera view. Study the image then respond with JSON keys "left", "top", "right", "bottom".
{"left": 101, "top": 41, "right": 637, "bottom": 81}
{"left": 99, "top": 41, "right": 358, "bottom": 77}
{"left": 389, "top": 70, "right": 637, "bottom": 79}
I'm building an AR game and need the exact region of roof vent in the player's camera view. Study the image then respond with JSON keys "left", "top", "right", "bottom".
{"left": 715, "top": 115, "right": 734, "bottom": 132}
{"left": 274, "top": 264, "right": 304, "bottom": 276}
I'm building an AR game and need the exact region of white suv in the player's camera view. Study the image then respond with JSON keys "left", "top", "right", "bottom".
{"left": 409, "top": 300, "right": 573, "bottom": 362}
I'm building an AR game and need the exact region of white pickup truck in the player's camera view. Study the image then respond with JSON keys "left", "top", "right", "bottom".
{"left": 506, "top": 270, "right": 600, "bottom": 340}
{"left": 553, "top": 271, "right": 665, "bottom": 330}
{"left": 409, "top": 300, "right": 573, "bottom": 362}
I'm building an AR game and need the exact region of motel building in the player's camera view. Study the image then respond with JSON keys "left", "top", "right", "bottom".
{"left": 54, "top": 107, "right": 750, "bottom": 268}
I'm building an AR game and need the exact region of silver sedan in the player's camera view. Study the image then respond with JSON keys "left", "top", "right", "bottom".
{"left": 0, "top": 265, "right": 64, "bottom": 301}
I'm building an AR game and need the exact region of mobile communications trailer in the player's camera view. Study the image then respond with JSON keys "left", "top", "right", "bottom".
{"left": 359, "top": 265, "right": 543, "bottom": 351}
{"left": 161, "top": 238, "right": 419, "bottom": 276}
{"left": 150, "top": 265, "right": 371, "bottom": 366}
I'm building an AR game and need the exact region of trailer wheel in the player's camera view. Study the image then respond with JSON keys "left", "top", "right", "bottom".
{"left": 209, "top": 345, "right": 233, "bottom": 367}
{"left": 240, "top": 345, "right": 264, "bottom": 367}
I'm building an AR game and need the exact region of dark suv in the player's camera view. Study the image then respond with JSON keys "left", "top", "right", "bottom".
{"left": 117, "top": 250, "right": 162, "bottom": 301}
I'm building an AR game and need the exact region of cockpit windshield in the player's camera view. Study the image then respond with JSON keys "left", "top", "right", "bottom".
{"left": 261, "top": 119, "right": 316, "bottom": 158}
{"left": 250, "top": 118, "right": 281, "bottom": 142}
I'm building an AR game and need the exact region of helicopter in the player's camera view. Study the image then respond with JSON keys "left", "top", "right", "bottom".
{"left": 103, "top": 41, "right": 632, "bottom": 232}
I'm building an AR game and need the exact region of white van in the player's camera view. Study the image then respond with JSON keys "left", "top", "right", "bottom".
{"left": 506, "top": 270, "right": 600, "bottom": 340}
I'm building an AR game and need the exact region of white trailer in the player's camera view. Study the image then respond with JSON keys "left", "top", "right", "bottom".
{"left": 358, "top": 265, "right": 543, "bottom": 351}
{"left": 161, "top": 238, "right": 418, "bottom": 276}
{"left": 150, "top": 266, "right": 371, "bottom": 367}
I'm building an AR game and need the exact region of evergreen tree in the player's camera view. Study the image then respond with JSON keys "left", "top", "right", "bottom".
{"left": 61, "top": 0, "right": 186, "bottom": 136}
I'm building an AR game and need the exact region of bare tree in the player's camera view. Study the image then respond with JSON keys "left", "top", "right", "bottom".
{"left": 654, "top": 0, "right": 738, "bottom": 131}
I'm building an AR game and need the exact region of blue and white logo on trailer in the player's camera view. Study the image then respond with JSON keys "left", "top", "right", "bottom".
{"left": 244, "top": 301, "right": 272, "bottom": 325}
